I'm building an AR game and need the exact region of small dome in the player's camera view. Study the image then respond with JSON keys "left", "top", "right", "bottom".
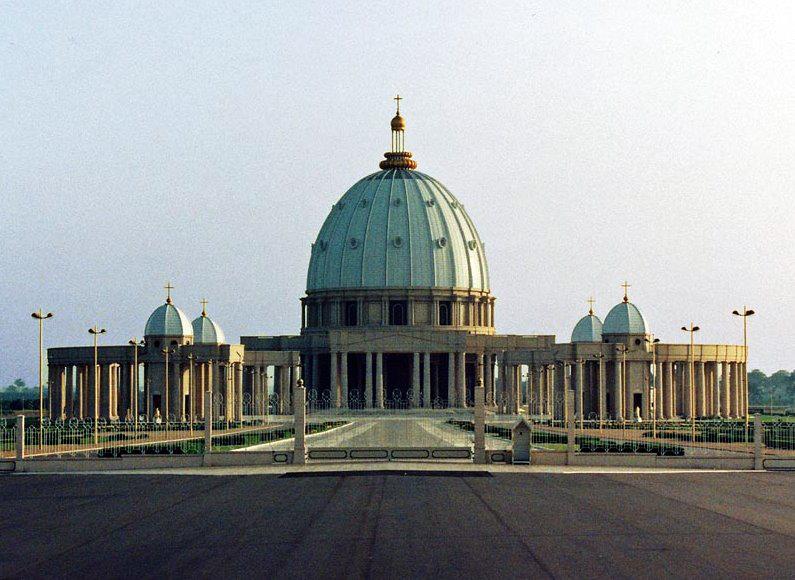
{"left": 144, "top": 302, "right": 193, "bottom": 337}
{"left": 391, "top": 114, "right": 405, "bottom": 131}
{"left": 572, "top": 314, "right": 604, "bottom": 343}
{"left": 603, "top": 301, "right": 647, "bottom": 335}
{"left": 192, "top": 315, "right": 225, "bottom": 345}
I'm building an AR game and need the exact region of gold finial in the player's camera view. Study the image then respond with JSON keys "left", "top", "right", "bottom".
{"left": 164, "top": 281, "right": 174, "bottom": 304}
{"left": 200, "top": 298, "right": 208, "bottom": 317}
{"left": 381, "top": 94, "right": 416, "bottom": 170}
{"left": 587, "top": 297, "right": 595, "bottom": 316}
{"left": 621, "top": 281, "right": 631, "bottom": 303}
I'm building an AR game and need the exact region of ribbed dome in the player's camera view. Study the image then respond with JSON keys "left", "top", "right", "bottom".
{"left": 144, "top": 303, "right": 193, "bottom": 337}
{"left": 192, "top": 315, "right": 225, "bottom": 345}
{"left": 603, "top": 301, "right": 647, "bottom": 335}
{"left": 572, "top": 314, "right": 604, "bottom": 342}
{"left": 306, "top": 169, "right": 489, "bottom": 292}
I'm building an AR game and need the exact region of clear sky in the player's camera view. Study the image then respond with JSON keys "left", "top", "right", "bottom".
{"left": 1, "top": 1, "right": 793, "bottom": 387}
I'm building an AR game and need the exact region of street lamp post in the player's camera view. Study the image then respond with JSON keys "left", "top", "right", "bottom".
{"left": 681, "top": 323, "right": 700, "bottom": 442}
{"left": 89, "top": 325, "right": 107, "bottom": 446}
{"left": 644, "top": 335, "right": 661, "bottom": 438}
{"left": 128, "top": 338, "right": 144, "bottom": 430}
{"left": 31, "top": 309, "right": 54, "bottom": 445}
{"left": 732, "top": 307, "right": 755, "bottom": 441}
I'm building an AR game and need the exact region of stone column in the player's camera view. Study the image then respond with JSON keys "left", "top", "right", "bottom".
{"left": 412, "top": 352, "right": 421, "bottom": 408}
{"left": 625, "top": 362, "right": 635, "bottom": 421}
{"left": 330, "top": 352, "right": 339, "bottom": 408}
{"left": 76, "top": 366, "right": 85, "bottom": 419}
{"left": 663, "top": 362, "right": 673, "bottom": 419}
{"left": 708, "top": 363, "right": 718, "bottom": 417}
{"left": 236, "top": 363, "right": 244, "bottom": 421}
{"left": 731, "top": 362, "right": 740, "bottom": 419}
{"left": 447, "top": 352, "right": 456, "bottom": 408}
{"left": 63, "top": 366, "right": 74, "bottom": 419}
{"left": 721, "top": 362, "right": 731, "bottom": 418}
{"left": 365, "top": 352, "right": 373, "bottom": 408}
{"left": 654, "top": 362, "right": 663, "bottom": 420}
{"left": 423, "top": 352, "right": 431, "bottom": 408}
{"left": 375, "top": 352, "right": 384, "bottom": 408}
{"left": 613, "top": 360, "right": 623, "bottom": 420}
{"left": 99, "top": 364, "right": 112, "bottom": 420}
{"left": 683, "top": 362, "right": 693, "bottom": 419}
{"left": 54, "top": 366, "right": 66, "bottom": 420}
{"left": 340, "top": 352, "right": 349, "bottom": 409}
{"left": 484, "top": 355, "right": 494, "bottom": 407}
{"left": 538, "top": 366, "right": 546, "bottom": 416}
{"left": 457, "top": 351, "right": 466, "bottom": 407}
{"left": 311, "top": 354, "right": 319, "bottom": 394}
{"left": 119, "top": 363, "right": 130, "bottom": 421}
{"left": 695, "top": 362, "right": 706, "bottom": 418}
{"left": 546, "top": 365, "right": 554, "bottom": 417}
{"left": 598, "top": 358, "right": 606, "bottom": 422}
{"left": 252, "top": 368, "right": 261, "bottom": 416}
{"left": 575, "top": 360, "right": 584, "bottom": 425}
{"left": 473, "top": 378, "right": 486, "bottom": 464}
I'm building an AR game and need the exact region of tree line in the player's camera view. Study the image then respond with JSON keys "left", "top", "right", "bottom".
{"left": 748, "top": 369, "right": 795, "bottom": 409}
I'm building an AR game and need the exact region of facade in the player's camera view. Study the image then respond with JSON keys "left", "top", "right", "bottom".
{"left": 47, "top": 103, "right": 748, "bottom": 422}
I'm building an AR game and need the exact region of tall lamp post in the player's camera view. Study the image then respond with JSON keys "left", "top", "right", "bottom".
{"left": 31, "top": 309, "right": 54, "bottom": 443}
{"left": 89, "top": 326, "right": 107, "bottom": 445}
{"left": 128, "top": 338, "right": 144, "bottom": 430}
{"left": 732, "top": 307, "right": 755, "bottom": 440}
{"left": 644, "top": 335, "right": 661, "bottom": 438}
{"left": 681, "top": 323, "right": 700, "bottom": 442}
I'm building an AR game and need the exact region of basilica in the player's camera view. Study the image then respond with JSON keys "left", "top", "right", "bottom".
{"left": 47, "top": 101, "right": 748, "bottom": 423}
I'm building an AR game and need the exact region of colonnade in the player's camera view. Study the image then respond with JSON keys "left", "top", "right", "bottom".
{"left": 47, "top": 360, "right": 245, "bottom": 422}
{"left": 246, "top": 364, "right": 299, "bottom": 416}
{"left": 495, "top": 359, "right": 749, "bottom": 421}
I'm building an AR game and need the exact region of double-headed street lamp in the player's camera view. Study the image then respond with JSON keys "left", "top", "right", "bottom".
{"left": 732, "top": 307, "right": 755, "bottom": 438}
{"left": 89, "top": 325, "right": 107, "bottom": 445}
{"left": 644, "top": 335, "right": 661, "bottom": 438}
{"left": 681, "top": 323, "right": 700, "bottom": 442}
{"left": 128, "top": 338, "right": 145, "bottom": 429}
{"left": 31, "top": 309, "right": 54, "bottom": 441}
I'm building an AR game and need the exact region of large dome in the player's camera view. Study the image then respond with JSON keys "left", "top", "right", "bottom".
{"left": 144, "top": 302, "right": 193, "bottom": 337}
{"left": 306, "top": 169, "right": 489, "bottom": 292}
{"left": 603, "top": 301, "right": 647, "bottom": 335}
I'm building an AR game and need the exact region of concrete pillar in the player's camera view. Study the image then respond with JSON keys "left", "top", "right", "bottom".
{"left": 721, "top": 362, "right": 731, "bottom": 418}
{"left": 473, "top": 378, "right": 486, "bottom": 464}
{"left": 663, "top": 362, "right": 673, "bottom": 419}
{"left": 252, "top": 368, "right": 261, "bottom": 416}
{"left": 447, "top": 352, "right": 456, "bottom": 408}
{"left": 683, "top": 362, "right": 693, "bottom": 419}
{"left": 236, "top": 363, "right": 244, "bottom": 421}
{"left": 64, "top": 366, "right": 74, "bottom": 419}
{"left": 100, "top": 364, "right": 112, "bottom": 420}
{"left": 566, "top": 390, "right": 576, "bottom": 462}
{"left": 695, "top": 362, "right": 706, "bottom": 418}
{"left": 365, "top": 352, "right": 373, "bottom": 408}
{"left": 15, "top": 415, "right": 25, "bottom": 460}
{"left": 375, "top": 352, "right": 384, "bottom": 409}
{"left": 613, "top": 360, "right": 623, "bottom": 420}
{"left": 119, "top": 363, "right": 130, "bottom": 421}
{"left": 457, "top": 351, "right": 466, "bottom": 407}
{"left": 731, "top": 362, "right": 740, "bottom": 419}
{"left": 412, "top": 352, "right": 421, "bottom": 408}
{"left": 484, "top": 355, "right": 494, "bottom": 407}
{"left": 423, "top": 352, "right": 431, "bottom": 408}
{"left": 203, "top": 393, "right": 212, "bottom": 452}
{"left": 294, "top": 380, "right": 306, "bottom": 465}
{"left": 741, "top": 362, "right": 748, "bottom": 418}
{"left": 330, "top": 352, "right": 339, "bottom": 408}
{"left": 625, "top": 362, "right": 635, "bottom": 421}
{"left": 598, "top": 358, "right": 606, "bottom": 422}
{"left": 753, "top": 414, "right": 763, "bottom": 470}
{"left": 55, "top": 366, "right": 66, "bottom": 420}
{"left": 536, "top": 366, "right": 545, "bottom": 417}
{"left": 340, "top": 352, "right": 349, "bottom": 409}
{"left": 654, "top": 362, "right": 663, "bottom": 420}
{"left": 546, "top": 365, "right": 554, "bottom": 417}
{"left": 709, "top": 363, "right": 719, "bottom": 417}
{"left": 575, "top": 360, "right": 584, "bottom": 426}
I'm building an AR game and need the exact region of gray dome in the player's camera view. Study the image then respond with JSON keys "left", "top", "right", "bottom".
{"left": 192, "top": 315, "right": 225, "bottom": 345}
{"left": 306, "top": 169, "right": 489, "bottom": 292}
{"left": 144, "top": 302, "right": 193, "bottom": 337}
{"left": 603, "top": 301, "right": 647, "bottom": 335}
{"left": 572, "top": 314, "right": 604, "bottom": 342}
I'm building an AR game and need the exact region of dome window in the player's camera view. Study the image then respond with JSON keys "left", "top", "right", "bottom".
{"left": 393, "top": 198, "right": 402, "bottom": 206}
{"left": 360, "top": 198, "right": 368, "bottom": 207}
{"left": 349, "top": 238, "right": 359, "bottom": 249}
{"left": 426, "top": 199, "right": 435, "bottom": 207}
{"left": 468, "top": 240, "right": 477, "bottom": 250}
{"left": 436, "top": 237, "right": 447, "bottom": 248}
{"left": 319, "top": 241, "right": 327, "bottom": 251}
{"left": 337, "top": 202, "right": 346, "bottom": 211}
{"left": 392, "top": 236, "right": 403, "bottom": 248}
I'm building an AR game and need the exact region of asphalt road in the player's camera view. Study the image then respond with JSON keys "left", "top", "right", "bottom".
{"left": 2, "top": 471, "right": 794, "bottom": 579}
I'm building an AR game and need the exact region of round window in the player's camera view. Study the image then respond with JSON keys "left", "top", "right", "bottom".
{"left": 349, "top": 237, "right": 359, "bottom": 249}
{"left": 437, "top": 237, "right": 447, "bottom": 248}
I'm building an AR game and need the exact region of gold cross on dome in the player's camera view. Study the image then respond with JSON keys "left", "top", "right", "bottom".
{"left": 587, "top": 297, "right": 595, "bottom": 315}
{"left": 200, "top": 298, "right": 208, "bottom": 317}
{"left": 621, "top": 281, "right": 631, "bottom": 302}
{"left": 164, "top": 281, "right": 174, "bottom": 303}
{"left": 394, "top": 94, "right": 402, "bottom": 114}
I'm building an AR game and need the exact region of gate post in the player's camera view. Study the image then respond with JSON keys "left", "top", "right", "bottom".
{"left": 473, "top": 378, "right": 486, "bottom": 464}
{"left": 15, "top": 415, "right": 25, "bottom": 460}
{"left": 566, "top": 390, "right": 576, "bottom": 465}
{"left": 753, "top": 414, "right": 764, "bottom": 471}
{"left": 294, "top": 379, "right": 306, "bottom": 465}
{"left": 204, "top": 392, "right": 213, "bottom": 454}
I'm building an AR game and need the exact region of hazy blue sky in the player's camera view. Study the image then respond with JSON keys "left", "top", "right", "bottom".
{"left": 1, "top": 1, "right": 793, "bottom": 386}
